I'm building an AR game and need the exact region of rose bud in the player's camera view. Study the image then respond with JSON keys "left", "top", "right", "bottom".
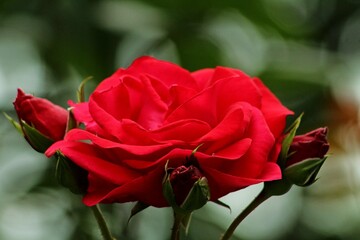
{"left": 284, "top": 127, "right": 330, "bottom": 186}
{"left": 12, "top": 88, "right": 68, "bottom": 152}
{"left": 286, "top": 127, "right": 329, "bottom": 166}
{"left": 163, "top": 165, "right": 210, "bottom": 213}
{"left": 170, "top": 165, "right": 204, "bottom": 205}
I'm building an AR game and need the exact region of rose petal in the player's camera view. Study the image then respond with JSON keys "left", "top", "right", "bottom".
{"left": 191, "top": 68, "right": 215, "bottom": 88}
{"left": 46, "top": 140, "right": 139, "bottom": 185}
{"left": 209, "top": 67, "right": 250, "bottom": 86}
{"left": 253, "top": 78, "right": 293, "bottom": 138}
{"left": 165, "top": 76, "right": 262, "bottom": 127}
{"left": 201, "top": 162, "right": 281, "bottom": 200}
{"left": 95, "top": 68, "right": 126, "bottom": 92}
{"left": 150, "top": 118, "right": 211, "bottom": 143}
{"left": 83, "top": 148, "right": 196, "bottom": 207}
{"left": 126, "top": 56, "right": 199, "bottom": 90}
{"left": 83, "top": 165, "right": 167, "bottom": 207}
{"left": 195, "top": 102, "right": 250, "bottom": 154}
{"left": 63, "top": 129, "right": 173, "bottom": 156}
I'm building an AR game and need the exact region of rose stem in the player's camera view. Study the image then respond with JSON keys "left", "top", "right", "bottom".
{"left": 91, "top": 204, "right": 116, "bottom": 240}
{"left": 171, "top": 213, "right": 182, "bottom": 240}
{"left": 220, "top": 189, "right": 271, "bottom": 240}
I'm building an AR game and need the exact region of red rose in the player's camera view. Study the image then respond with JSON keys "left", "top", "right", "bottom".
{"left": 46, "top": 56, "right": 293, "bottom": 207}
{"left": 13, "top": 88, "right": 68, "bottom": 143}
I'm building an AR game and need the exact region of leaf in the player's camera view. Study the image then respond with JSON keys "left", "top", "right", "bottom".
{"left": 127, "top": 201, "right": 150, "bottom": 224}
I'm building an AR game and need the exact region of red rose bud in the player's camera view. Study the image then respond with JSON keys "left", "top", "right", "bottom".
{"left": 286, "top": 127, "right": 329, "bottom": 166}
{"left": 284, "top": 127, "right": 330, "bottom": 186}
{"left": 13, "top": 88, "right": 68, "bottom": 152}
{"left": 170, "top": 165, "right": 204, "bottom": 205}
{"left": 163, "top": 165, "right": 210, "bottom": 213}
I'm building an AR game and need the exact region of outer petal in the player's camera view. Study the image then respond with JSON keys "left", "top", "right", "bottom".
{"left": 202, "top": 162, "right": 281, "bottom": 200}
{"left": 208, "top": 67, "right": 251, "bottom": 86}
{"left": 81, "top": 148, "right": 195, "bottom": 207}
{"left": 228, "top": 106, "right": 275, "bottom": 176}
{"left": 46, "top": 140, "right": 140, "bottom": 185}
{"left": 84, "top": 165, "right": 167, "bottom": 207}
{"left": 126, "top": 56, "right": 199, "bottom": 90}
{"left": 253, "top": 78, "right": 293, "bottom": 138}
{"left": 197, "top": 105, "right": 275, "bottom": 178}
{"left": 191, "top": 68, "right": 214, "bottom": 89}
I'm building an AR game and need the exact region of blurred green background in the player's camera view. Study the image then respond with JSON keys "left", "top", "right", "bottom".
{"left": 0, "top": 0, "right": 359, "bottom": 239}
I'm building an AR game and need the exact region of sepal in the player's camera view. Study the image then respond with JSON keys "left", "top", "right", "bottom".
{"left": 284, "top": 157, "right": 327, "bottom": 186}
{"left": 4, "top": 112, "right": 23, "bottom": 134}
{"left": 55, "top": 151, "right": 88, "bottom": 194}
{"left": 278, "top": 113, "right": 303, "bottom": 168}
{"left": 127, "top": 201, "right": 149, "bottom": 224}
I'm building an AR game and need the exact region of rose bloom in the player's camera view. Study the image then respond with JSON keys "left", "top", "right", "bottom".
{"left": 46, "top": 56, "right": 293, "bottom": 207}
{"left": 14, "top": 89, "right": 68, "bottom": 142}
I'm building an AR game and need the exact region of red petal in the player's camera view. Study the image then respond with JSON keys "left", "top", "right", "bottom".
{"left": 126, "top": 56, "right": 198, "bottom": 90}
{"left": 46, "top": 140, "right": 139, "bottom": 185}
{"left": 253, "top": 78, "right": 293, "bottom": 138}
{"left": 191, "top": 68, "right": 214, "bottom": 89}
{"left": 165, "top": 76, "right": 262, "bottom": 127}
{"left": 202, "top": 162, "right": 281, "bottom": 200}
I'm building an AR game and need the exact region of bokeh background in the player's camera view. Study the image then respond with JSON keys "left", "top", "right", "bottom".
{"left": 1, "top": 0, "right": 360, "bottom": 239}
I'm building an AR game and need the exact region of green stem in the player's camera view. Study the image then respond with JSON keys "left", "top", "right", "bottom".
{"left": 91, "top": 204, "right": 116, "bottom": 240}
{"left": 171, "top": 213, "right": 182, "bottom": 240}
{"left": 220, "top": 189, "right": 271, "bottom": 240}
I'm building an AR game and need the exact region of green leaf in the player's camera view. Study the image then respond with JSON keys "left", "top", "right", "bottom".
{"left": 21, "top": 120, "right": 54, "bottom": 153}
{"left": 77, "top": 76, "right": 92, "bottom": 103}
{"left": 278, "top": 113, "right": 303, "bottom": 168}
{"left": 284, "top": 157, "right": 327, "bottom": 186}
{"left": 55, "top": 151, "right": 88, "bottom": 194}
{"left": 127, "top": 201, "right": 150, "bottom": 224}
{"left": 3, "top": 112, "right": 23, "bottom": 134}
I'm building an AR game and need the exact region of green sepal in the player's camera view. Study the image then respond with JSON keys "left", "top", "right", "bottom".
{"left": 263, "top": 178, "right": 293, "bottom": 197}
{"left": 4, "top": 112, "right": 23, "bottom": 135}
{"left": 65, "top": 108, "right": 78, "bottom": 133}
{"left": 278, "top": 113, "right": 303, "bottom": 168}
{"left": 162, "top": 162, "right": 210, "bottom": 216}
{"left": 180, "top": 212, "right": 192, "bottom": 235}
{"left": 213, "top": 199, "right": 231, "bottom": 213}
{"left": 162, "top": 170, "right": 186, "bottom": 215}
{"left": 284, "top": 157, "right": 327, "bottom": 186}
{"left": 55, "top": 151, "right": 88, "bottom": 195}
{"left": 77, "top": 76, "right": 92, "bottom": 103}
{"left": 21, "top": 120, "right": 55, "bottom": 153}
{"left": 180, "top": 177, "right": 210, "bottom": 212}
{"left": 127, "top": 201, "right": 150, "bottom": 224}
